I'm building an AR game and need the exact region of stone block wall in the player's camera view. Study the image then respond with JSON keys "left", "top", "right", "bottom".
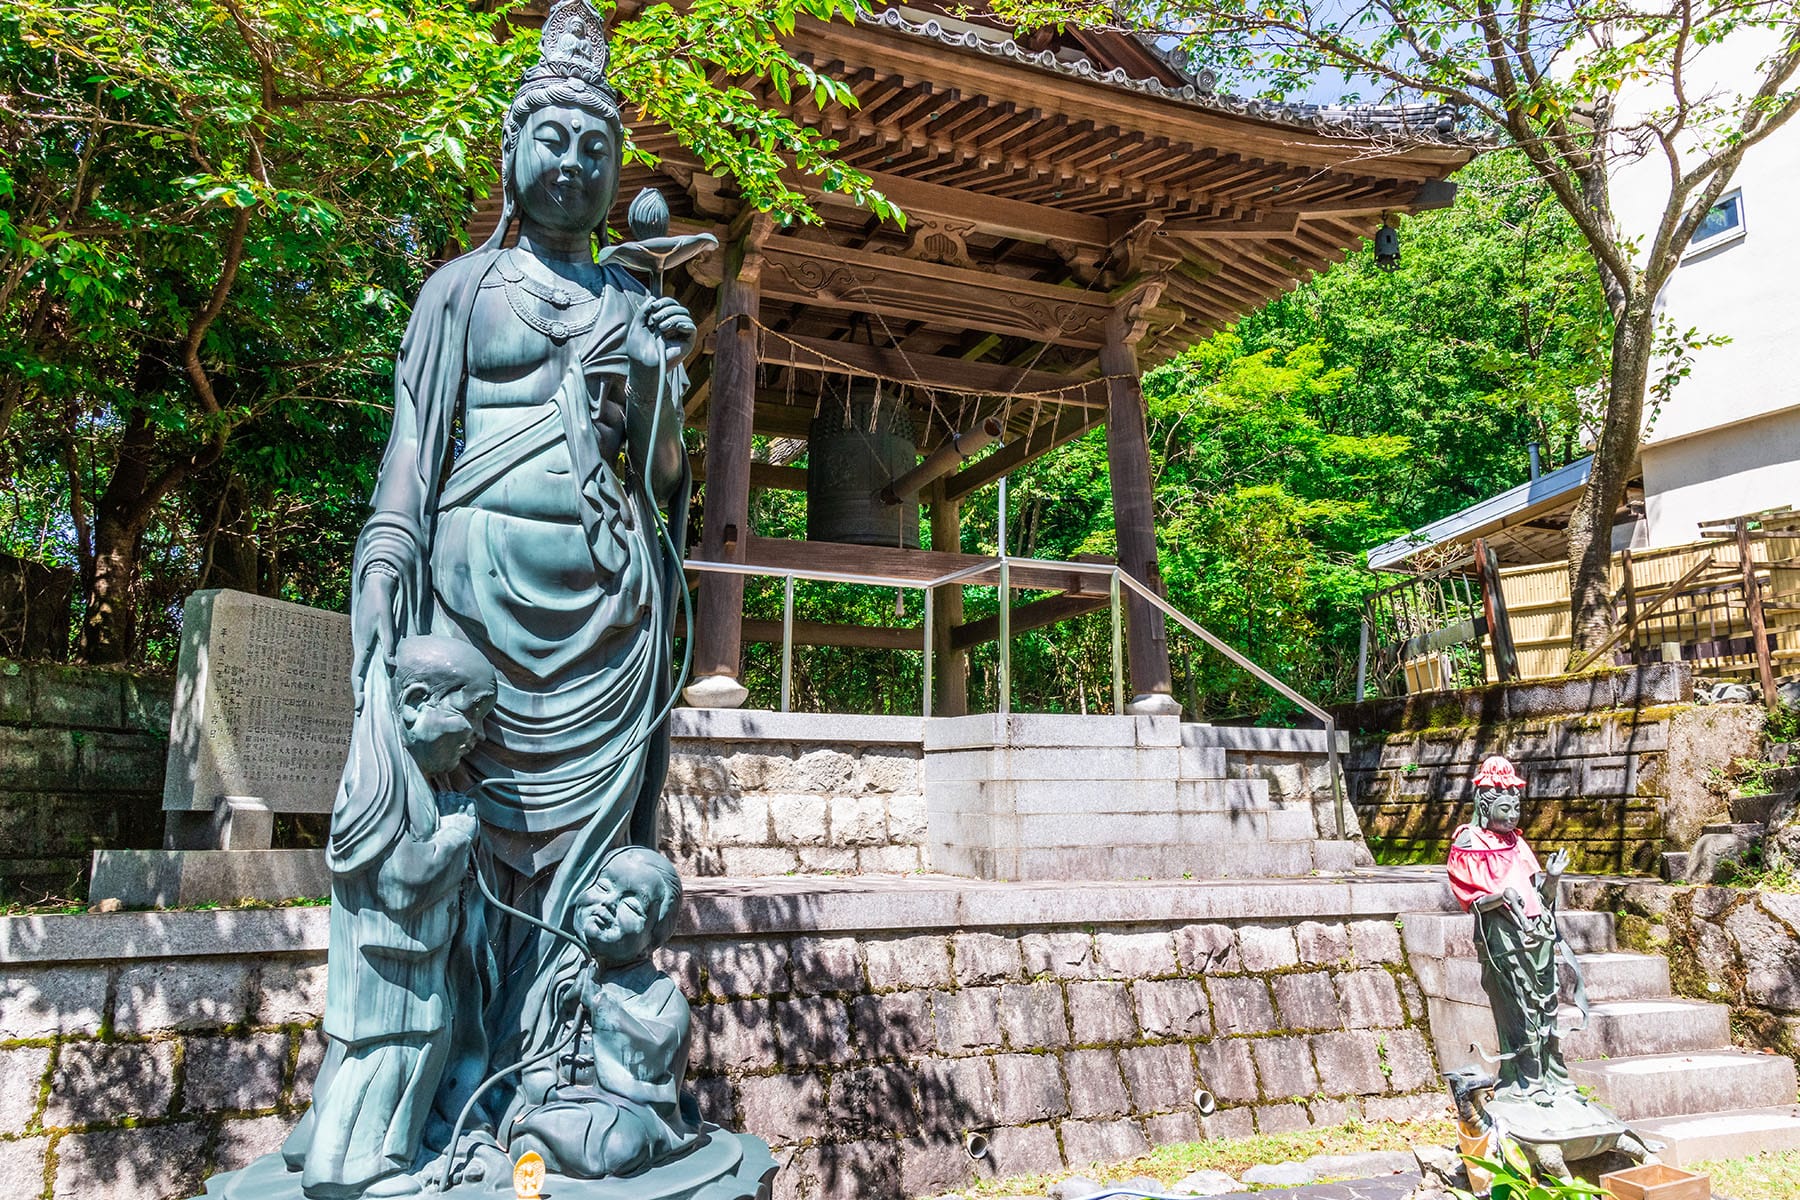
{"left": 0, "top": 879, "right": 1458, "bottom": 1200}
{"left": 682, "top": 916, "right": 1445, "bottom": 1199}
{"left": 1568, "top": 878, "right": 1800, "bottom": 1054}
{"left": 661, "top": 712, "right": 927, "bottom": 876}
{"left": 1337, "top": 664, "right": 1764, "bottom": 871}
{"left": 0, "top": 940, "right": 326, "bottom": 1200}
{"left": 0, "top": 661, "right": 172, "bottom": 897}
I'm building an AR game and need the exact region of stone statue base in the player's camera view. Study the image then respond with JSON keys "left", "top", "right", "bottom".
{"left": 1488, "top": 1091, "right": 1636, "bottom": 1163}
{"left": 197, "top": 1127, "right": 777, "bottom": 1200}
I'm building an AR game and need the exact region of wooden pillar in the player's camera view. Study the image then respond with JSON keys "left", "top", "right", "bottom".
{"left": 1737, "top": 517, "right": 1778, "bottom": 706}
{"left": 687, "top": 227, "right": 766, "bottom": 708}
{"left": 929, "top": 487, "right": 968, "bottom": 717}
{"left": 1100, "top": 305, "right": 1176, "bottom": 711}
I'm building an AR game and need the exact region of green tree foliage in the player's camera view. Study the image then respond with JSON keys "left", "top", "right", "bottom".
{"left": 0, "top": 0, "right": 888, "bottom": 662}
{"left": 1237, "top": 150, "right": 1608, "bottom": 527}
{"left": 991, "top": 0, "right": 1800, "bottom": 662}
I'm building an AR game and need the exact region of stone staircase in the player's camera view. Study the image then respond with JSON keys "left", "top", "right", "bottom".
{"left": 1405, "top": 907, "right": 1800, "bottom": 1166}
{"left": 922, "top": 715, "right": 1369, "bottom": 880}
{"left": 1662, "top": 743, "right": 1800, "bottom": 882}
{"left": 1181, "top": 724, "right": 1373, "bottom": 874}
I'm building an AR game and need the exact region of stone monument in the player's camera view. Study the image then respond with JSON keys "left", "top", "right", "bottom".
{"left": 1436, "top": 754, "right": 1657, "bottom": 1191}
{"left": 163, "top": 589, "right": 355, "bottom": 843}
{"left": 195, "top": 2, "right": 771, "bottom": 1194}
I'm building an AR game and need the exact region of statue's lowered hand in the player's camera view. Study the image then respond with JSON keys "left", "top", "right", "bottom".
{"left": 440, "top": 811, "right": 481, "bottom": 847}
{"left": 351, "top": 568, "right": 400, "bottom": 711}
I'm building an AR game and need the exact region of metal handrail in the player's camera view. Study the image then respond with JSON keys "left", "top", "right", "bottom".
{"left": 681, "top": 552, "right": 1349, "bottom": 840}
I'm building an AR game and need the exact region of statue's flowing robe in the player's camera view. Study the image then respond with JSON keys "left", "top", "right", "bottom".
{"left": 1447, "top": 824, "right": 1571, "bottom": 1099}
{"left": 349, "top": 248, "right": 691, "bottom": 1149}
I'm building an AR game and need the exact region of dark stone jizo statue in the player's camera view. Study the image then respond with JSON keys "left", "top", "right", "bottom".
{"left": 1447, "top": 755, "right": 1575, "bottom": 1104}
{"left": 199, "top": 1, "right": 770, "bottom": 1195}
{"left": 1440, "top": 755, "right": 1658, "bottom": 1191}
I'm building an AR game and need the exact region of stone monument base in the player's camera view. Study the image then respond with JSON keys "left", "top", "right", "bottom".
{"left": 196, "top": 1127, "right": 777, "bottom": 1200}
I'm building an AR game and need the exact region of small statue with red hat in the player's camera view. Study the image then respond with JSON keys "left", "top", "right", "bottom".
{"left": 1435, "top": 754, "right": 1665, "bottom": 1188}
{"left": 1447, "top": 754, "right": 1583, "bottom": 1106}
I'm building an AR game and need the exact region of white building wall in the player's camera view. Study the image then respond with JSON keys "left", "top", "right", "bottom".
{"left": 1641, "top": 408, "right": 1800, "bottom": 546}
{"left": 1606, "top": 32, "right": 1800, "bottom": 545}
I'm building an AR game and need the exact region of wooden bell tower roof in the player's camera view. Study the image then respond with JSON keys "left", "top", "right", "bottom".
{"left": 468, "top": 2, "right": 1480, "bottom": 705}
{"left": 471, "top": 2, "right": 1475, "bottom": 484}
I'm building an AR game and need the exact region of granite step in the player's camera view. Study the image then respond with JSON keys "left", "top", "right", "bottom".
{"left": 1729, "top": 791, "right": 1785, "bottom": 825}
{"left": 1561, "top": 951, "right": 1672, "bottom": 1003}
{"left": 1634, "top": 1104, "right": 1800, "bottom": 1167}
{"left": 1569, "top": 1050, "right": 1798, "bottom": 1120}
{"left": 1701, "top": 821, "right": 1765, "bottom": 838}
{"left": 1442, "top": 950, "right": 1671, "bottom": 1006}
{"left": 1557, "top": 910, "right": 1620, "bottom": 955}
{"left": 1561, "top": 998, "right": 1732, "bottom": 1062}
{"left": 1411, "top": 909, "right": 1616, "bottom": 960}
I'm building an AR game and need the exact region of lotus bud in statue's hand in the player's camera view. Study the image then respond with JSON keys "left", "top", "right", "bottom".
{"left": 628, "top": 188, "right": 670, "bottom": 241}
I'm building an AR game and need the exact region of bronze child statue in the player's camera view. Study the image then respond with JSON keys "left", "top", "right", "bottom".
{"left": 509, "top": 847, "right": 702, "bottom": 1178}
{"left": 283, "top": 636, "right": 498, "bottom": 1198}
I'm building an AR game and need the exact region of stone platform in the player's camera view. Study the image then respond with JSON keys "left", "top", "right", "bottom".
{"left": 1, "top": 869, "right": 1460, "bottom": 1200}
{"left": 198, "top": 1127, "right": 777, "bottom": 1200}
{"left": 93, "top": 707, "right": 1366, "bottom": 907}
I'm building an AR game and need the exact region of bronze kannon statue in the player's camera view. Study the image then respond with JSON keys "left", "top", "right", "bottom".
{"left": 200, "top": 2, "right": 772, "bottom": 1196}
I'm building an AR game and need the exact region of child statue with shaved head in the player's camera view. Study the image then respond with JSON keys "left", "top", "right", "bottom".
{"left": 283, "top": 636, "right": 498, "bottom": 1198}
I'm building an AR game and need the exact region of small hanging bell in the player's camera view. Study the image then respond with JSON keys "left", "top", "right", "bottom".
{"left": 1374, "top": 222, "right": 1400, "bottom": 271}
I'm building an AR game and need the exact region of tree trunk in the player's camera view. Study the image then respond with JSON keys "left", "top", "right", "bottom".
{"left": 1564, "top": 295, "right": 1655, "bottom": 665}
{"left": 195, "top": 471, "right": 260, "bottom": 594}
{"left": 76, "top": 409, "right": 160, "bottom": 664}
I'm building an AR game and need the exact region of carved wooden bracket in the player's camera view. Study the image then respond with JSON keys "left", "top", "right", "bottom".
{"left": 877, "top": 215, "right": 979, "bottom": 269}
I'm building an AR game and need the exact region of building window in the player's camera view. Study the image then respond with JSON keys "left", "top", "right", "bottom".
{"left": 1687, "top": 190, "right": 1746, "bottom": 253}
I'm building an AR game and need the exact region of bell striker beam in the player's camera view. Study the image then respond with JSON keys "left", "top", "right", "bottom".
{"left": 1102, "top": 293, "right": 1177, "bottom": 713}
{"left": 687, "top": 218, "right": 770, "bottom": 708}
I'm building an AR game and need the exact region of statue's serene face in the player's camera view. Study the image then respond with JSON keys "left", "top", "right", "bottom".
{"left": 512, "top": 101, "right": 619, "bottom": 237}
{"left": 1483, "top": 787, "right": 1523, "bottom": 835}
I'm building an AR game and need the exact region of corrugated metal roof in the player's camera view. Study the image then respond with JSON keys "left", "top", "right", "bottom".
{"left": 1365, "top": 455, "right": 1593, "bottom": 572}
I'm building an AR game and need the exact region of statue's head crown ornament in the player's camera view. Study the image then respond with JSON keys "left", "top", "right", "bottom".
{"left": 479, "top": 0, "right": 623, "bottom": 252}
{"left": 519, "top": 0, "right": 619, "bottom": 119}
{"left": 1472, "top": 754, "right": 1527, "bottom": 791}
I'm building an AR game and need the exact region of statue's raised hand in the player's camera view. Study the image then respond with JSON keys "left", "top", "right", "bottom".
{"left": 1541, "top": 848, "right": 1569, "bottom": 900}
{"left": 351, "top": 567, "right": 400, "bottom": 711}
{"left": 627, "top": 295, "right": 696, "bottom": 372}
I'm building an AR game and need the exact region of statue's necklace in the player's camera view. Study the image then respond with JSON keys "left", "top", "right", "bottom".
{"left": 497, "top": 253, "right": 602, "bottom": 343}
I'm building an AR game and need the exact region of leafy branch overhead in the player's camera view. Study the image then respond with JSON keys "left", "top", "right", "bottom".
{"left": 0, "top": 0, "right": 888, "bottom": 662}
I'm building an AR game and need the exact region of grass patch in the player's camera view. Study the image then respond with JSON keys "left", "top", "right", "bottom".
{"left": 949, "top": 1117, "right": 1455, "bottom": 1197}
{"left": 1695, "top": 1149, "right": 1800, "bottom": 1200}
